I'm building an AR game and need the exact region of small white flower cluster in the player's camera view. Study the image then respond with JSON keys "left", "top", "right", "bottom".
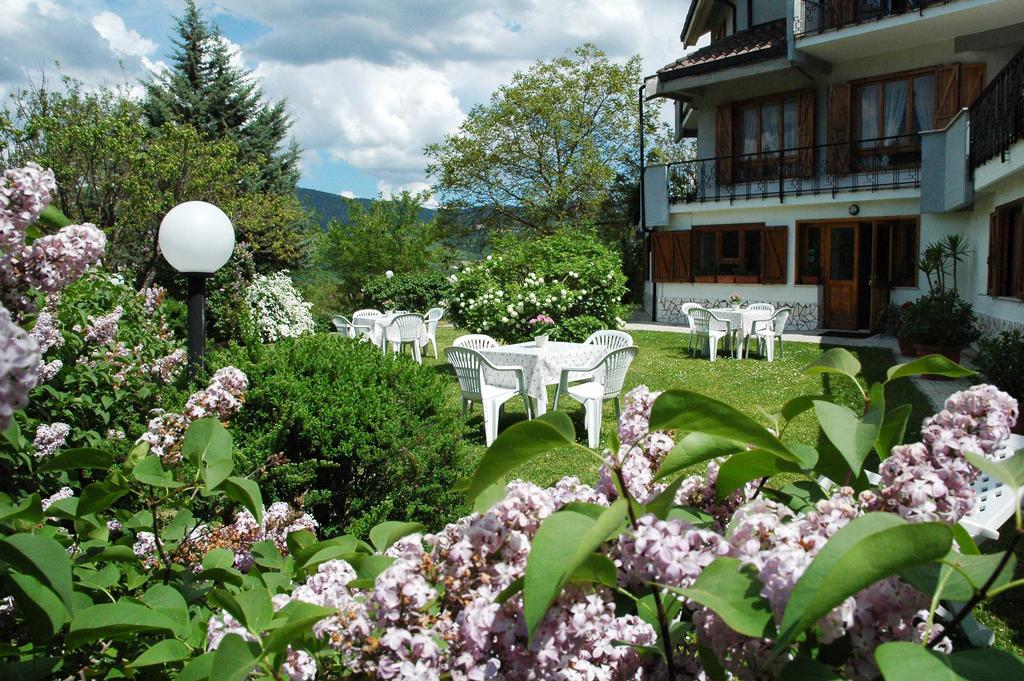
{"left": 245, "top": 271, "right": 316, "bottom": 342}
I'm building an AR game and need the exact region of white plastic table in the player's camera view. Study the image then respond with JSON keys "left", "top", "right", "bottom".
{"left": 707, "top": 307, "right": 773, "bottom": 359}
{"left": 479, "top": 341, "right": 607, "bottom": 416}
{"left": 369, "top": 313, "right": 428, "bottom": 350}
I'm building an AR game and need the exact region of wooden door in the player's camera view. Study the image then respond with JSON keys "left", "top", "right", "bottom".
{"left": 823, "top": 224, "right": 859, "bottom": 329}
{"left": 869, "top": 221, "right": 892, "bottom": 332}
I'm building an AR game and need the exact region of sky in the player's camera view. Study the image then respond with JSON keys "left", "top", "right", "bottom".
{"left": 0, "top": 0, "right": 693, "bottom": 200}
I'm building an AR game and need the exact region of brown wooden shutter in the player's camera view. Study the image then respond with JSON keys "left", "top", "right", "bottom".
{"left": 642, "top": 234, "right": 650, "bottom": 281}
{"left": 1014, "top": 210, "right": 1024, "bottom": 300}
{"left": 761, "top": 226, "right": 788, "bottom": 284}
{"left": 671, "top": 232, "right": 692, "bottom": 282}
{"left": 934, "top": 64, "right": 961, "bottom": 129}
{"left": 797, "top": 90, "right": 816, "bottom": 177}
{"left": 959, "top": 63, "right": 986, "bottom": 109}
{"left": 987, "top": 212, "right": 1003, "bottom": 296}
{"left": 827, "top": 84, "right": 851, "bottom": 175}
{"left": 716, "top": 104, "right": 734, "bottom": 186}
{"left": 651, "top": 232, "right": 673, "bottom": 283}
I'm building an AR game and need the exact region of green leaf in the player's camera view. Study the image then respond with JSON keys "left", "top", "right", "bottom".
{"left": 37, "top": 204, "right": 71, "bottom": 229}
{"left": 210, "top": 633, "right": 261, "bottom": 681}
{"left": 67, "top": 601, "right": 181, "bottom": 647}
{"left": 77, "top": 481, "right": 129, "bottom": 516}
{"left": 885, "top": 355, "right": 976, "bottom": 383}
{"left": 369, "top": 521, "right": 426, "bottom": 553}
{"left": 952, "top": 523, "right": 980, "bottom": 555}
{"left": 715, "top": 449, "right": 804, "bottom": 500}
{"left": 964, "top": 450, "right": 1024, "bottom": 491}
{"left": 655, "top": 432, "right": 744, "bottom": 480}
{"left": 523, "top": 499, "right": 627, "bottom": 639}
{"left": 779, "top": 656, "right": 842, "bottom": 680}
{"left": 260, "top": 600, "right": 336, "bottom": 656}
{"left": 350, "top": 555, "right": 395, "bottom": 583}
{"left": 813, "top": 400, "right": 879, "bottom": 477}
{"left": 184, "top": 418, "right": 234, "bottom": 489}
{"left": 0, "top": 656, "right": 62, "bottom": 681}
{"left": 0, "top": 533, "right": 74, "bottom": 610}
{"left": 644, "top": 474, "right": 690, "bottom": 519}
{"left": 131, "top": 455, "right": 184, "bottom": 488}
{"left": 649, "top": 390, "right": 798, "bottom": 462}
{"left": 781, "top": 394, "right": 827, "bottom": 422}
{"left": 663, "top": 557, "right": 774, "bottom": 638}
{"left": 764, "top": 481, "right": 827, "bottom": 514}
{"left": 203, "top": 548, "right": 236, "bottom": 570}
{"left": 127, "top": 639, "right": 191, "bottom": 668}
{"left": 875, "top": 641, "right": 1024, "bottom": 680}
{"left": 472, "top": 479, "right": 508, "bottom": 514}
{"left": 142, "top": 584, "right": 191, "bottom": 637}
{"left": 6, "top": 573, "right": 68, "bottom": 642}
{"left": 235, "top": 588, "right": 274, "bottom": 634}
{"left": 37, "top": 448, "right": 113, "bottom": 472}
{"left": 215, "top": 476, "right": 264, "bottom": 524}
{"left": 1, "top": 418, "right": 22, "bottom": 450}
{"left": 0, "top": 494, "right": 42, "bottom": 523}
{"left": 876, "top": 403, "right": 913, "bottom": 459}
{"left": 464, "top": 412, "right": 576, "bottom": 500}
{"left": 568, "top": 553, "right": 618, "bottom": 587}
{"left": 803, "top": 347, "right": 862, "bottom": 384}
{"left": 175, "top": 652, "right": 214, "bottom": 681}
{"left": 901, "top": 552, "right": 1016, "bottom": 601}
{"left": 775, "top": 514, "right": 952, "bottom": 649}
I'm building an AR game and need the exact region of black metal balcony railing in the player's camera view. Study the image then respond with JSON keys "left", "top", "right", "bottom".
{"left": 666, "top": 134, "right": 922, "bottom": 204}
{"left": 794, "top": 0, "right": 959, "bottom": 38}
{"left": 969, "top": 47, "right": 1024, "bottom": 170}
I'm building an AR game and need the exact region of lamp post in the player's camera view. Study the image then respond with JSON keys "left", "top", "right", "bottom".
{"left": 159, "top": 201, "right": 235, "bottom": 381}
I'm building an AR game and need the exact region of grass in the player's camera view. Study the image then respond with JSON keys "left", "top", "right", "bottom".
{"left": 417, "top": 325, "right": 1023, "bottom": 654}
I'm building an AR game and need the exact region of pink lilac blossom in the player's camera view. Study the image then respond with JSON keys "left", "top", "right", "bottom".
{"left": 0, "top": 163, "right": 56, "bottom": 235}
{"left": 29, "top": 307, "right": 63, "bottom": 355}
{"left": 142, "top": 348, "right": 187, "bottom": 383}
{"left": 41, "top": 486, "right": 74, "bottom": 512}
{"left": 23, "top": 223, "right": 106, "bottom": 294}
{"left": 32, "top": 422, "right": 70, "bottom": 459}
{"left": 207, "top": 593, "right": 317, "bottom": 680}
{"left": 616, "top": 514, "right": 730, "bottom": 589}
{"left": 81, "top": 305, "right": 123, "bottom": 345}
{"left": 140, "top": 285, "right": 166, "bottom": 315}
{"left": 37, "top": 359, "right": 62, "bottom": 382}
{"left": 0, "top": 306, "right": 40, "bottom": 430}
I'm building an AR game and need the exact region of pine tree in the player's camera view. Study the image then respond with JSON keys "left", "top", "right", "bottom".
{"left": 143, "top": 0, "right": 300, "bottom": 194}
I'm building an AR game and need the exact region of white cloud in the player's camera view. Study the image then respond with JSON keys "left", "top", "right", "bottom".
{"left": 92, "top": 11, "right": 157, "bottom": 58}
{"left": 340, "top": 190, "right": 356, "bottom": 199}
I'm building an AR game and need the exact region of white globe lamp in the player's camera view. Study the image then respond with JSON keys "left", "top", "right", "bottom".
{"left": 385, "top": 270, "right": 394, "bottom": 279}
{"left": 159, "top": 201, "right": 235, "bottom": 379}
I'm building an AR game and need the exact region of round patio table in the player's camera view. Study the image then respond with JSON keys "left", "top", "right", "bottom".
{"left": 707, "top": 307, "right": 773, "bottom": 359}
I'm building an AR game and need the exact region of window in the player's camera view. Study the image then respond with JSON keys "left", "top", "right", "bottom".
{"left": 650, "top": 226, "right": 787, "bottom": 284}
{"left": 889, "top": 220, "right": 918, "bottom": 287}
{"left": 989, "top": 201, "right": 1024, "bottom": 299}
{"left": 853, "top": 71, "right": 935, "bottom": 144}
{"left": 735, "top": 95, "right": 800, "bottom": 160}
{"left": 694, "top": 225, "right": 763, "bottom": 277}
{"left": 797, "top": 224, "right": 823, "bottom": 282}
{"left": 796, "top": 219, "right": 918, "bottom": 286}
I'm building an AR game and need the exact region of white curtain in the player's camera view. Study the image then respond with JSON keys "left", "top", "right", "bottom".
{"left": 742, "top": 109, "right": 758, "bottom": 156}
{"left": 858, "top": 84, "right": 880, "bottom": 148}
{"left": 913, "top": 75, "right": 935, "bottom": 131}
{"left": 761, "top": 104, "right": 781, "bottom": 154}
{"left": 883, "top": 81, "right": 908, "bottom": 143}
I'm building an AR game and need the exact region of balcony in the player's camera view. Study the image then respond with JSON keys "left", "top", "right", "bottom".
{"left": 794, "top": 0, "right": 960, "bottom": 39}
{"left": 969, "top": 46, "right": 1024, "bottom": 171}
{"left": 663, "top": 135, "right": 922, "bottom": 204}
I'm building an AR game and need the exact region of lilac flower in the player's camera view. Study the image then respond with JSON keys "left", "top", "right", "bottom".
{"left": 41, "top": 486, "right": 74, "bottom": 513}
{"left": 140, "top": 285, "right": 166, "bottom": 315}
{"left": 32, "top": 422, "right": 70, "bottom": 459}
{"left": 25, "top": 223, "right": 106, "bottom": 294}
{"left": 0, "top": 162, "right": 56, "bottom": 235}
{"left": 616, "top": 514, "right": 730, "bottom": 589}
{"left": 29, "top": 307, "right": 63, "bottom": 355}
{"left": 82, "top": 305, "right": 123, "bottom": 345}
{"left": 0, "top": 307, "right": 40, "bottom": 430}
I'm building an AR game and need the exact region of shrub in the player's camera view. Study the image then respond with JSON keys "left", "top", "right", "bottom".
{"left": 245, "top": 270, "right": 316, "bottom": 342}
{"left": 897, "top": 289, "right": 979, "bottom": 348}
{"left": 214, "top": 334, "right": 468, "bottom": 536}
{"left": 447, "top": 229, "right": 630, "bottom": 342}
{"left": 362, "top": 270, "right": 453, "bottom": 312}
{"left": 975, "top": 329, "right": 1024, "bottom": 404}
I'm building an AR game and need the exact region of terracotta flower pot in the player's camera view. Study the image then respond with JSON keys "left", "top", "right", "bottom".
{"left": 915, "top": 344, "right": 962, "bottom": 364}
{"left": 897, "top": 338, "right": 916, "bottom": 357}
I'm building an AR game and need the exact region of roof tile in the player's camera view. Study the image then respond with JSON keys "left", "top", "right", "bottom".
{"left": 658, "top": 19, "right": 787, "bottom": 80}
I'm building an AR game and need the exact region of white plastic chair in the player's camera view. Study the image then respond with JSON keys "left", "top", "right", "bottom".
{"left": 445, "top": 346, "right": 532, "bottom": 445}
{"left": 959, "top": 434, "right": 1024, "bottom": 542}
{"left": 352, "top": 309, "right": 382, "bottom": 339}
{"left": 453, "top": 334, "right": 499, "bottom": 350}
{"left": 748, "top": 303, "right": 775, "bottom": 315}
{"left": 750, "top": 308, "right": 791, "bottom": 361}
{"left": 424, "top": 307, "right": 444, "bottom": 358}
{"left": 687, "top": 308, "right": 732, "bottom": 361}
{"left": 680, "top": 302, "right": 702, "bottom": 353}
{"left": 553, "top": 347, "right": 639, "bottom": 448}
{"left": 385, "top": 313, "right": 426, "bottom": 363}
{"left": 353, "top": 309, "right": 382, "bottom": 319}
{"left": 332, "top": 315, "right": 355, "bottom": 337}
{"left": 584, "top": 330, "right": 633, "bottom": 351}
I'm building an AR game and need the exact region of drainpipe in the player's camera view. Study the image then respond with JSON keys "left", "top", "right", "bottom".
{"left": 638, "top": 83, "right": 657, "bottom": 323}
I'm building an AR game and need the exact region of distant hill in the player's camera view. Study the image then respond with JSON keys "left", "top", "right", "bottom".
{"left": 296, "top": 187, "right": 436, "bottom": 230}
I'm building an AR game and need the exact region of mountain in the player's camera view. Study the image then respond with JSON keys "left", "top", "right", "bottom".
{"left": 296, "top": 187, "right": 436, "bottom": 229}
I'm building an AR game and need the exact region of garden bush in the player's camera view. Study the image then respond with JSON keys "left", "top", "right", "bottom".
{"left": 897, "top": 288, "right": 979, "bottom": 348}
{"left": 976, "top": 329, "right": 1024, "bottom": 407}
{"left": 447, "top": 229, "right": 630, "bottom": 342}
{"left": 214, "top": 333, "right": 468, "bottom": 536}
{"left": 245, "top": 270, "right": 317, "bottom": 342}
{"left": 361, "top": 270, "right": 452, "bottom": 312}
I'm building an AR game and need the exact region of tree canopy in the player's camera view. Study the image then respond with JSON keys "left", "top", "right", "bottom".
{"left": 143, "top": 0, "right": 300, "bottom": 195}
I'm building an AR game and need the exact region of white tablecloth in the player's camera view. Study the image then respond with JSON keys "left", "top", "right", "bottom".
{"left": 369, "top": 313, "right": 428, "bottom": 348}
{"left": 479, "top": 341, "right": 607, "bottom": 414}
{"left": 707, "top": 308, "right": 773, "bottom": 358}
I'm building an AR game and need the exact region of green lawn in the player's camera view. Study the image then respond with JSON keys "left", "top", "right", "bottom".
{"left": 419, "top": 325, "right": 1024, "bottom": 654}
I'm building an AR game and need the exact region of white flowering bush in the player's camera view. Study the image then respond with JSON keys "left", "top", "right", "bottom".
{"left": 448, "top": 230, "right": 630, "bottom": 342}
{"left": 245, "top": 270, "right": 316, "bottom": 342}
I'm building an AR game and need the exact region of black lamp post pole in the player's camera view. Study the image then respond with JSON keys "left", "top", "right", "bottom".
{"left": 186, "top": 274, "right": 208, "bottom": 382}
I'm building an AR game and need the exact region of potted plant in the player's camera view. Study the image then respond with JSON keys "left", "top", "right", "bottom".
{"left": 716, "top": 272, "right": 736, "bottom": 283}
{"left": 728, "top": 292, "right": 743, "bottom": 310}
{"left": 734, "top": 265, "right": 758, "bottom": 284}
{"left": 898, "top": 289, "right": 979, "bottom": 365}
{"left": 694, "top": 263, "right": 715, "bottom": 283}
{"left": 974, "top": 329, "right": 1024, "bottom": 434}
{"left": 878, "top": 303, "right": 915, "bottom": 356}
{"left": 529, "top": 314, "right": 555, "bottom": 348}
